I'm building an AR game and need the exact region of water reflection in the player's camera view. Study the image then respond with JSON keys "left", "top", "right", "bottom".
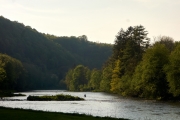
{"left": 0, "top": 90, "right": 180, "bottom": 120}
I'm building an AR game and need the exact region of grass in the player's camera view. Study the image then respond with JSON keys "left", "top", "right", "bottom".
{"left": 27, "top": 94, "right": 84, "bottom": 101}
{"left": 0, "top": 107, "right": 129, "bottom": 120}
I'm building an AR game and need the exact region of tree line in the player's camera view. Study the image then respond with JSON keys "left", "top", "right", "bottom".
{"left": 65, "top": 25, "right": 180, "bottom": 100}
{"left": 0, "top": 16, "right": 112, "bottom": 91}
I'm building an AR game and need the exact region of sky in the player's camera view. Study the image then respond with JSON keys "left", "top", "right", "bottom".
{"left": 0, "top": 0, "right": 180, "bottom": 44}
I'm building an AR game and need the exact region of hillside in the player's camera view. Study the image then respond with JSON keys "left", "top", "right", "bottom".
{"left": 0, "top": 16, "right": 112, "bottom": 90}
{"left": 45, "top": 34, "right": 112, "bottom": 69}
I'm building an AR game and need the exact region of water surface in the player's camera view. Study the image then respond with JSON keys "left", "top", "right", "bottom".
{"left": 0, "top": 90, "right": 180, "bottom": 120}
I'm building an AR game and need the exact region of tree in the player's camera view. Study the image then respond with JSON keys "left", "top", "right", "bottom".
{"left": 130, "top": 62, "right": 144, "bottom": 97}
{"left": 70, "top": 65, "right": 89, "bottom": 91}
{"left": 64, "top": 69, "right": 73, "bottom": 90}
{"left": 113, "top": 25, "right": 150, "bottom": 76}
{"left": 89, "top": 69, "right": 101, "bottom": 91}
{"left": 113, "top": 25, "right": 149, "bottom": 59}
{"left": 100, "top": 63, "right": 112, "bottom": 92}
{"left": 154, "top": 36, "right": 174, "bottom": 52}
{"left": 110, "top": 25, "right": 150, "bottom": 95}
{"left": 165, "top": 43, "right": 180, "bottom": 97}
{"left": 0, "top": 53, "right": 25, "bottom": 90}
{"left": 132, "top": 43, "right": 169, "bottom": 99}
{"left": 78, "top": 35, "right": 88, "bottom": 41}
{"left": 110, "top": 59, "right": 121, "bottom": 93}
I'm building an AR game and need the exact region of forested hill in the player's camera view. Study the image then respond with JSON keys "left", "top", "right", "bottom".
{"left": 0, "top": 16, "right": 112, "bottom": 90}
{"left": 45, "top": 34, "right": 112, "bottom": 69}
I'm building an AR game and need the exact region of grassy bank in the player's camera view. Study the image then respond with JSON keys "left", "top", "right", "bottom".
{"left": 27, "top": 94, "right": 84, "bottom": 101}
{"left": 0, "top": 107, "right": 128, "bottom": 120}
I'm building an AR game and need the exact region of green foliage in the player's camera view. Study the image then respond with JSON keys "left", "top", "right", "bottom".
{"left": 130, "top": 62, "right": 144, "bottom": 97}
{"left": 72, "top": 65, "right": 89, "bottom": 91}
{"left": 154, "top": 36, "right": 175, "bottom": 52}
{"left": 106, "top": 25, "right": 150, "bottom": 96}
{"left": 132, "top": 43, "right": 169, "bottom": 99}
{"left": 88, "top": 69, "right": 101, "bottom": 91}
{"left": 65, "top": 65, "right": 103, "bottom": 92}
{"left": 27, "top": 94, "right": 84, "bottom": 101}
{"left": 110, "top": 60, "right": 121, "bottom": 93}
{"left": 64, "top": 69, "right": 74, "bottom": 90}
{"left": 47, "top": 35, "right": 112, "bottom": 69}
{"left": 66, "top": 65, "right": 90, "bottom": 91}
{"left": 113, "top": 25, "right": 150, "bottom": 76}
{"left": 0, "top": 53, "right": 25, "bottom": 91}
{"left": 165, "top": 43, "right": 180, "bottom": 97}
{"left": 100, "top": 63, "right": 112, "bottom": 92}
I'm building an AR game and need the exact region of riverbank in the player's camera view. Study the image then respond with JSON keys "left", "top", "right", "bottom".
{"left": 0, "top": 107, "right": 128, "bottom": 120}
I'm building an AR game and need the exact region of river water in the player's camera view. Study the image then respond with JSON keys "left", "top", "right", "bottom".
{"left": 0, "top": 90, "right": 180, "bottom": 120}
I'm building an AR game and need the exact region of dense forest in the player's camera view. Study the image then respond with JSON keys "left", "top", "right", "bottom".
{"left": 64, "top": 25, "right": 180, "bottom": 100}
{"left": 45, "top": 34, "right": 112, "bottom": 69}
{"left": 0, "top": 16, "right": 112, "bottom": 91}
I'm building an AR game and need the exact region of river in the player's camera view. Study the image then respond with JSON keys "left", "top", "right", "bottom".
{"left": 0, "top": 90, "right": 180, "bottom": 120}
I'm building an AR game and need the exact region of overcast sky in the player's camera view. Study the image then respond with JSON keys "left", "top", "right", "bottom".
{"left": 0, "top": 0, "right": 180, "bottom": 44}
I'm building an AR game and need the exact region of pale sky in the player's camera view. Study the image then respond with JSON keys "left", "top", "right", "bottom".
{"left": 0, "top": 0, "right": 180, "bottom": 44}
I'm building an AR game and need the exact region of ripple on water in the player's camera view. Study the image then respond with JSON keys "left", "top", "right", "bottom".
{"left": 163, "top": 112, "right": 170, "bottom": 114}
{"left": 71, "top": 103, "right": 78, "bottom": 104}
